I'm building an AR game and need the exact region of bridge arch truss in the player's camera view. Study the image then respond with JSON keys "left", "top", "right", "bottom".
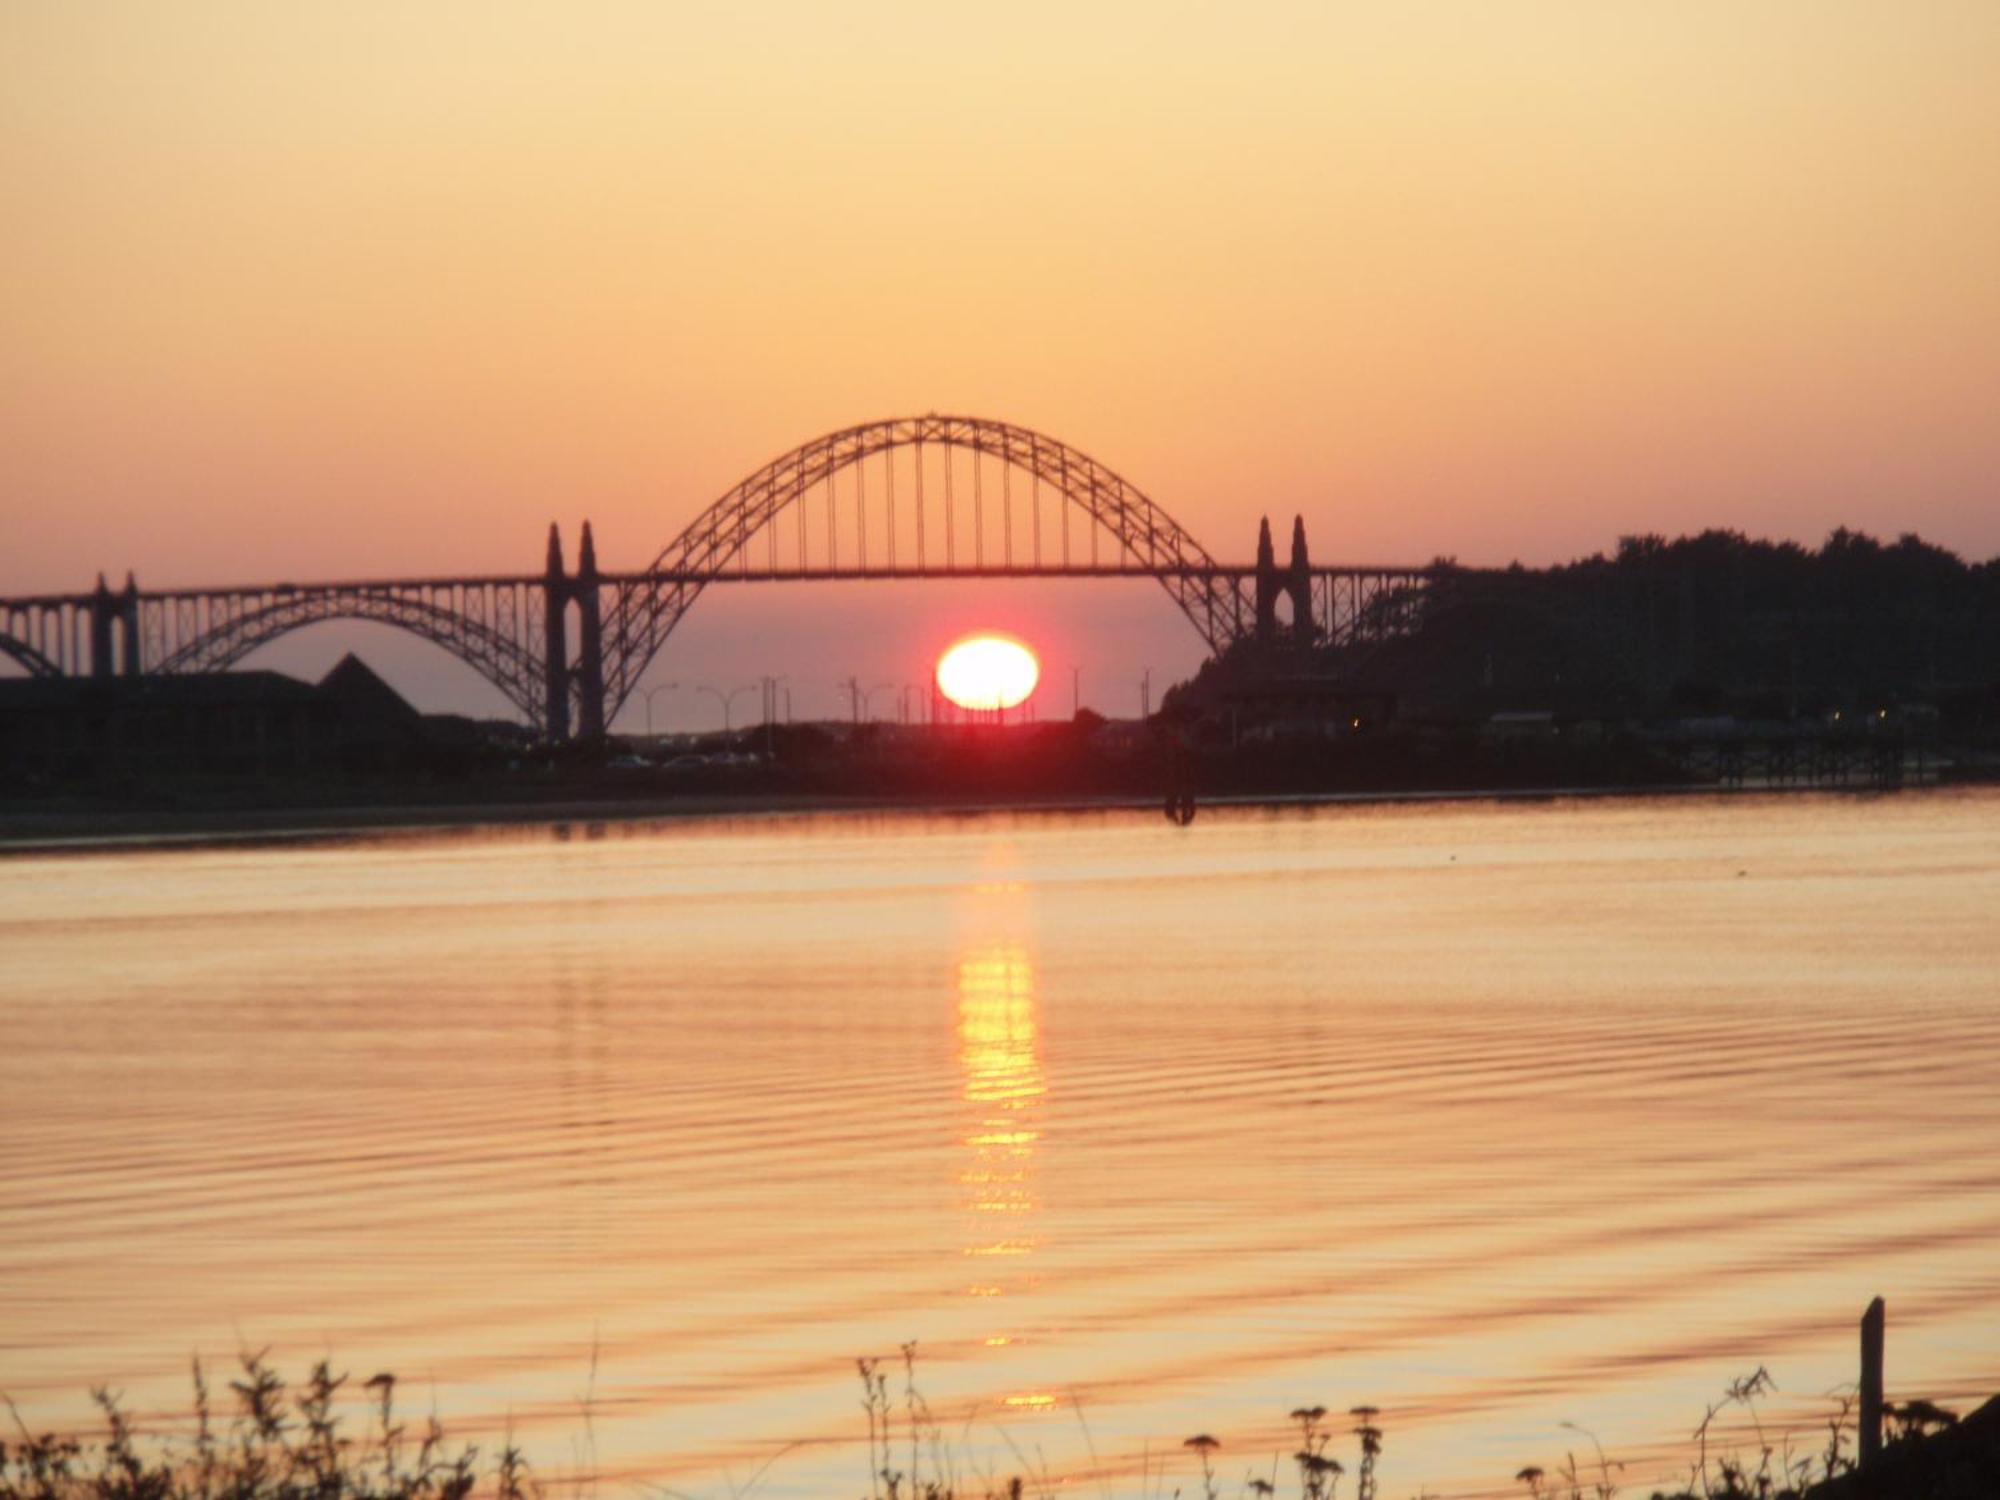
{"left": 143, "top": 583, "right": 549, "bottom": 721}
{"left": 596, "top": 415, "right": 1252, "bottom": 722}
{"left": 1, "top": 415, "right": 1457, "bottom": 739}
{"left": 0, "top": 632, "right": 63, "bottom": 678}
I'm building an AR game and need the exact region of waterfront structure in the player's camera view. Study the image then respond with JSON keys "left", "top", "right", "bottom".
{"left": 0, "top": 416, "right": 1435, "bottom": 741}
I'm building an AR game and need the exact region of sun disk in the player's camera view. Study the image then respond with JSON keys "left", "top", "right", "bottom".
{"left": 936, "top": 634, "right": 1040, "bottom": 712}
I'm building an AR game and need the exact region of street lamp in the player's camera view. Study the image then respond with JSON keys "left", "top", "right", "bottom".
{"left": 694, "top": 682, "right": 759, "bottom": 734}
{"left": 757, "top": 675, "right": 787, "bottom": 754}
{"left": 641, "top": 681, "right": 680, "bottom": 738}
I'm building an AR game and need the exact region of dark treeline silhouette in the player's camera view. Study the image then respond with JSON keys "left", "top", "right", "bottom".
{"left": 1356, "top": 528, "right": 2000, "bottom": 724}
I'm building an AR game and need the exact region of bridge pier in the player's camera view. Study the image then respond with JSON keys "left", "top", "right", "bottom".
{"left": 540, "top": 521, "right": 610, "bottom": 743}
{"left": 1255, "top": 518, "right": 1279, "bottom": 642}
{"left": 575, "top": 523, "right": 606, "bottom": 740}
{"left": 543, "top": 525, "right": 571, "bottom": 742}
{"left": 1287, "top": 516, "right": 1313, "bottom": 645}
{"left": 1253, "top": 515, "right": 1317, "bottom": 646}
{"left": 119, "top": 572, "right": 140, "bottom": 675}
{"left": 89, "top": 575, "right": 116, "bottom": 679}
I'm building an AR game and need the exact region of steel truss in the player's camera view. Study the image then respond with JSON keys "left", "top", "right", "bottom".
{"left": 593, "top": 416, "right": 1254, "bottom": 723}
{"left": 2, "top": 416, "right": 1453, "bottom": 737}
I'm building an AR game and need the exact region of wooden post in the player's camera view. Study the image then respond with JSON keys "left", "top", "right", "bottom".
{"left": 1860, "top": 1295, "right": 1885, "bottom": 1467}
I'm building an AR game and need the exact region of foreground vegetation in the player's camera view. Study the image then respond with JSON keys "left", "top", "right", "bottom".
{"left": 0, "top": 1351, "right": 1980, "bottom": 1500}
{"left": 1, "top": 1357, "right": 532, "bottom": 1500}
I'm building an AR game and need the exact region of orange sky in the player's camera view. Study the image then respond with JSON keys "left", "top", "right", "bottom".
{"left": 4, "top": 3, "right": 1997, "bottom": 722}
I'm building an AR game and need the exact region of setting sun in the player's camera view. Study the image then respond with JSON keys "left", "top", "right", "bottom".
{"left": 936, "top": 634, "right": 1040, "bottom": 712}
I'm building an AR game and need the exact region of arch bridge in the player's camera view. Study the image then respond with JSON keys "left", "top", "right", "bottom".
{"left": 1, "top": 415, "right": 1446, "bottom": 739}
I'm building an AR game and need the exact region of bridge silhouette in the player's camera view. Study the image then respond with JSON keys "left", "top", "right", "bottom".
{"left": 1, "top": 415, "right": 1450, "bottom": 739}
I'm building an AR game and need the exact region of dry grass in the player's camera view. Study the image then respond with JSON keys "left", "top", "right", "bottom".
{"left": 1, "top": 1354, "right": 532, "bottom": 1500}
{"left": 2, "top": 1353, "right": 1961, "bottom": 1500}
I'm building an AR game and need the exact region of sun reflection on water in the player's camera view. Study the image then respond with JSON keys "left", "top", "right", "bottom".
{"left": 956, "top": 943, "right": 1044, "bottom": 1358}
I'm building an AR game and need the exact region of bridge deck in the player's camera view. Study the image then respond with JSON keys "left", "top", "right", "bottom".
{"left": 5, "top": 561, "right": 1448, "bottom": 608}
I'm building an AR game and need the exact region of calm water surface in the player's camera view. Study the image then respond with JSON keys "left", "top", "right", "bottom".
{"left": 4, "top": 792, "right": 1998, "bottom": 1499}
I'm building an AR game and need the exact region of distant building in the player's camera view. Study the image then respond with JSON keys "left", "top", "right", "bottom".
{"left": 0, "top": 655, "right": 511, "bottom": 788}
{"left": 316, "top": 652, "right": 424, "bottom": 772}
{"left": 0, "top": 671, "right": 335, "bottom": 783}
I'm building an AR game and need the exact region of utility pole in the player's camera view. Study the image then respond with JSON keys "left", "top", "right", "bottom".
{"left": 1860, "top": 1296, "right": 1885, "bottom": 1467}
{"left": 1140, "top": 667, "right": 1152, "bottom": 720}
{"left": 842, "top": 676, "right": 863, "bottom": 724}
{"left": 641, "top": 680, "right": 680, "bottom": 738}
{"left": 759, "top": 675, "right": 785, "bottom": 757}
{"left": 1072, "top": 665, "right": 1081, "bottom": 719}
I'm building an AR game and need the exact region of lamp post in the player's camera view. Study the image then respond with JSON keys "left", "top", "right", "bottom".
{"left": 641, "top": 681, "right": 680, "bottom": 739}
{"left": 758, "top": 675, "right": 786, "bottom": 756}
{"left": 695, "top": 682, "right": 759, "bottom": 735}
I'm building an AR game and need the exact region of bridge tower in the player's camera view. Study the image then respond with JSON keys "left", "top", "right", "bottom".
{"left": 119, "top": 572, "right": 140, "bottom": 675}
{"left": 1254, "top": 517, "right": 1279, "bottom": 643}
{"left": 1287, "top": 515, "right": 1313, "bottom": 645}
{"left": 574, "top": 521, "right": 606, "bottom": 741}
{"left": 543, "top": 525, "right": 570, "bottom": 742}
{"left": 89, "top": 574, "right": 116, "bottom": 678}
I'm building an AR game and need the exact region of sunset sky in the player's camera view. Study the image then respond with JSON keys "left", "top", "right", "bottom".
{"left": 5, "top": 3, "right": 1997, "bottom": 723}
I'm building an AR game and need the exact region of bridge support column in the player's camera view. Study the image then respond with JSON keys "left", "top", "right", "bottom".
{"left": 1254, "top": 517, "right": 1278, "bottom": 644}
{"left": 119, "top": 572, "right": 141, "bottom": 676}
{"left": 89, "top": 574, "right": 116, "bottom": 679}
{"left": 1287, "top": 516, "right": 1314, "bottom": 645}
{"left": 543, "top": 524, "right": 571, "bottom": 742}
{"left": 575, "top": 521, "right": 605, "bottom": 740}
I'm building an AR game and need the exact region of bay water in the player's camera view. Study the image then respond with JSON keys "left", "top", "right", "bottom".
{"left": 4, "top": 791, "right": 1997, "bottom": 1498}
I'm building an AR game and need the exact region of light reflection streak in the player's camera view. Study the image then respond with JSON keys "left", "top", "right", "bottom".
{"left": 956, "top": 942, "right": 1044, "bottom": 1360}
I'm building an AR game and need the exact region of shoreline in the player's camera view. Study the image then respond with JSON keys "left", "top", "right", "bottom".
{"left": 0, "top": 775, "right": 1974, "bottom": 855}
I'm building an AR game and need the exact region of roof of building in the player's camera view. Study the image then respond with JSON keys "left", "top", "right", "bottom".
{"left": 0, "top": 671, "right": 323, "bottom": 709}
{"left": 317, "top": 653, "right": 420, "bottom": 725}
